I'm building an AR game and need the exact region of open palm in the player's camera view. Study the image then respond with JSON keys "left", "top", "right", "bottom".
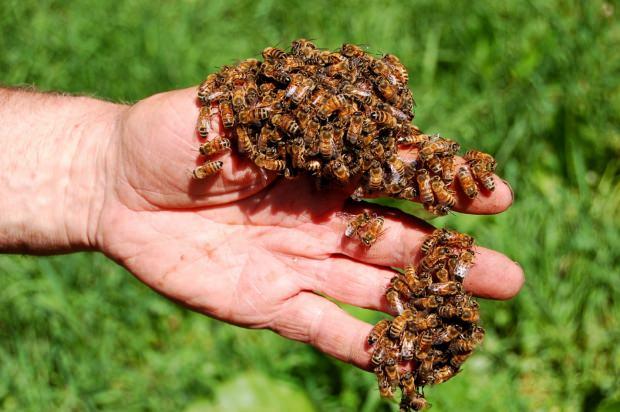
{"left": 93, "top": 87, "right": 524, "bottom": 369}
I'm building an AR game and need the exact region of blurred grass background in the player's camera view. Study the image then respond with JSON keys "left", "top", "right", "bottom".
{"left": 1, "top": 0, "right": 619, "bottom": 411}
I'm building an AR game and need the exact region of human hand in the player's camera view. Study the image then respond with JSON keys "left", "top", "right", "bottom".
{"left": 93, "top": 87, "right": 524, "bottom": 369}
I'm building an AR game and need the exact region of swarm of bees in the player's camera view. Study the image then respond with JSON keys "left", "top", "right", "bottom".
{"left": 193, "top": 40, "right": 497, "bottom": 409}
{"left": 193, "top": 39, "right": 497, "bottom": 216}
{"left": 368, "top": 228, "right": 484, "bottom": 411}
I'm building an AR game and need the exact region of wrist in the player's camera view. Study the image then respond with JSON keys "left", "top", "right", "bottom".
{"left": 0, "top": 88, "right": 127, "bottom": 253}
{"left": 63, "top": 98, "right": 127, "bottom": 252}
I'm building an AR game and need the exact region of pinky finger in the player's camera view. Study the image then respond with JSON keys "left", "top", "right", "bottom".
{"left": 270, "top": 291, "right": 375, "bottom": 370}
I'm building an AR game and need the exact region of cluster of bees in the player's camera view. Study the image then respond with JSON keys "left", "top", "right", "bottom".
{"left": 192, "top": 39, "right": 497, "bottom": 216}
{"left": 367, "top": 228, "right": 484, "bottom": 411}
{"left": 192, "top": 41, "right": 498, "bottom": 409}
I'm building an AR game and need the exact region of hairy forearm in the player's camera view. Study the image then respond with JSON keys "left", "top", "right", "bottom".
{"left": 0, "top": 87, "right": 125, "bottom": 253}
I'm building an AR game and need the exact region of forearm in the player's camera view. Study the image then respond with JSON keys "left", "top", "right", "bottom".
{"left": 0, "top": 87, "right": 125, "bottom": 253}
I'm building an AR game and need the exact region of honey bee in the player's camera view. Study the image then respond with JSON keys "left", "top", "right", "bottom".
{"left": 271, "top": 113, "right": 300, "bottom": 135}
{"left": 317, "top": 94, "right": 347, "bottom": 119}
{"left": 412, "top": 295, "right": 441, "bottom": 310}
{"left": 254, "top": 154, "right": 286, "bottom": 171}
{"left": 411, "top": 312, "right": 439, "bottom": 331}
{"left": 262, "top": 46, "right": 287, "bottom": 61}
{"left": 301, "top": 119, "right": 321, "bottom": 151}
{"left": 367, "top": 161, "right": 385, "bottom": 192}
{"left": 305, "top": 160, "right": 321, "bottom": 175}
{"left": 389, "top": 309, "right": 413, "bottom": 339}
{"left": 344, "top": 211, "right": 371, "bottom": 238}
{"left": 259, "top": 82, "right": 277, "bottom": 95}
{"left": 290, "top": 137, "right": 305, "bottom": 169}
{"left": 387, "top": 154, "right": 406, "bottom": 180}
{"left": 360, "top": 215, "right": 385, "bottom": 247}
{"left": 341, "top": 84, "right": 373, "bottom": 105}
{"left": 420, "top": 248, "right": 450, "bottom": 272}
{"left": 197, "top": 73, "right": 222, "bottom": 103}
{"left": 417, "top": 169, "right": 433, "bottom": 204}
{"left": 454, "top": 250, "right": 475, "bottom": 280}
{"left": 432, "top": 266, "right": 449, "bottom": 283}
{"left": 418, "top": 356, "right": 434, "bottom": 385}
{"left": 390, "top": 276, "right": 412, "bottom": 300}
{"left": 471, "top": 326, "right": 486, "bottom": 344}
{"left": 332, "top": 126, "right": 345, "bottom": 154}
{"left": 340, "top": 43, "right": 366, "bottom": 58}
{"left": 441, "top": 230, "right": 464, "bottom": 246}
{"left": 456, "top": 166, "right": 478, "bottom": 199}
{"left": 402, "top": 264, "right": 427, "bottom": 294}
{"left": 282, "top": 55, "right": 305, "bottom": 70}
{"left": 400, "top": 371, "right": 416, "bottom": 397}
{"left": 199, "top": 137, "right": 231, "bottom": 156}
{"left": 397, "top": 124, "right": 426, "bottom": 145}
{"left": 427, "top": 281, "right": 460, "bottom": 296}
{"left": 219, "top": 98, "right": 235, "bottom": 129}
{"left": 228, "top": 69, "right": 249, "bottom": 88}
{"left": 367, "top": 319, "right": 390, "bottom": 345}
{"left": 235, "top": 126, "right": 257, "bottom": 160}
{"left": 369, "top": 140, "right": 386, "bottom": 162}
{"left": 382, "top": 53, "right": 408, "bottom": 84}
{"left": 400, "top": 186, "right": 418, "bottom": 201}
{"left": 346, "top": 111, "right": 364, "bottom": 144}
{"left": 376, "top": 102, "right": 411, "bottom": 123}
{"left": 231, "top": 87, "right": 247, "bottom": 111}
{"left": 425, "top": 203, "right": 451, "bottom": 216}
{"left": 236, "top": 58, "right": 260, "bottom": 74}
{"left": 450, "top": 350, "right": 473, "bottom": 368}
{"left": 291, "top": 38, "right": 317, "bottom": 54}
{"left": 420, "top": 234, "right": 439, "bottom": 255}
{"left": 319, "top": 125, "right": 335, "bottom": 159}
{"left": 328, "top": 159, "right": 350, "bottom": 183}
{"left": 309, "top": 87, "right": 329, "bottom": 107}
{"left": 256, "top": 125, "right": 271, "bottom": 152}
{"left": 261, "top": 63, "right": 291, "bottom": 84}
{"left": 464, "top": 150, "right": 497, "bottom": 171}
{"left": 449, "top": 338, "right": 476, "bottom": 354}
{"left": 371, "top": 59, "right": 399, "bottom": 85}
{"left": 371, "top": 343, "right": 387, "bottom": 366}
{"left": 405, "top": 395, "right": 429, "bottom": 412}
{"left": 326, "top": 59, "right": 352, "bottom": 79}
{"left": 326, "top": 51, "right": 349, "bottom": 65}
{"left": 370, "top": 110, "right": 398, "bottom": 129}
{"left": 400, "top": 330, "right": 416, "bottom": 361}
{"left": 192, "top": 160, "right": 223, "bottom": 179}
{"left": 419, "top": 137, "right": 460, "bottom": 161}
{"left": 285, "top": 74, "right": 315, "bottom": 106}
{"left": 376, "top": 368, "right": 394, "bottom": 398}
{"left": 385, "top": 177, "right": 406, "bottom": 195}
{"left": 471, "top": 160, "right": 495, "bottom": 191}
{"left": 438, "top": 304, "right": 461, "bottom": 319}
{"left": 244, "top": 81, "right": 259, "bottom": 106}
{"left": 460, "top": 306, "right": 480, "bottom": 323}
{"left": 376, "top": 77, "right": 400, "bottom": 105}
{"left": 433, "top": 324, "right": 462, "bottom": 345}
{"left": 415, "top": 330, "right": 433, "bottom": 360}
{"left": 384, "top": 358, "right": 400, "bottom": 389}
{"left": 197, "top": 106, "right": 211, "bottom": 138}
{"left": 433, "top": 365, "right": 457, "bottom": 385}
{"left": 426, "top": 155, "right": 443, "bottom": 175}
{"left": 440, "top": 156, "right": 455, "bottom": 182}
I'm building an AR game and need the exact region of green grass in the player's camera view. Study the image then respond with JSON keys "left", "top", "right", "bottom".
{"left": 1, "top": 0, "right": 619, "bottom": 411}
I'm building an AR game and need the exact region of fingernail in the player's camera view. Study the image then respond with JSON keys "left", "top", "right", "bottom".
{"left": 502, "top": 179, "right": 514, "bottom": 202}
